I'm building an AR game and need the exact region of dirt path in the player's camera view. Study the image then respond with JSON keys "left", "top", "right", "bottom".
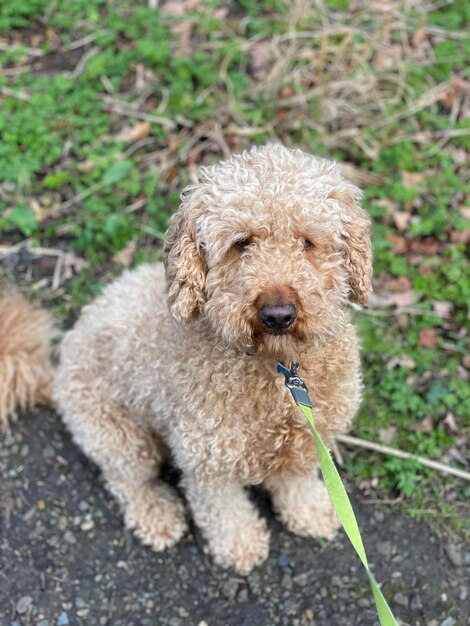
{"left": 1, "top": 408, "right": 468, "bottom": 626}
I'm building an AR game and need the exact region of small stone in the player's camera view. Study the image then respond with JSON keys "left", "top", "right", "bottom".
{"left": 76, "top": 609, "right": 89, "bottom": 618}
{"left": 37, "top": 500, "right": 46, "bottom": 510}
{"left": 440, "top": 618, "right": 455, "bottom": 626}
{"left": 168, "top": 618, "right": 182, "bottom": 626}
{"left": 247, "top": 572, "right": 262, "bottom": 595}
{"left": 43, "top": 445, "right": 55, "bottom": 458}
{"left": 57, "top": 612, "right": 69, "bottom": 626}
{"left": 373, "top": 510, "right": 385, "bottom": 522}
{"left": 237, "top": 588, "right": 249, "bottom": 602}
{"left": 78, "top": 501, "right": 89, "bottom": 511}
{"left": 357, "top": 598, "right": 371, "bottom": 608}
{"left": 376, "top": 541, "right": 393, "bottom": 559}
{"left": 278, "top": 552, "right": 290, "bottom": 568}
{"left": 444, "top": 543, "right": 463, "bottom": 567}
{"left": 222, "top": 578, "right": 239, "bottom": 601}
{"left": 281, "top": 572, "right": 293, "bottom": 590}
{"left": 393, "top": 592, "right": 408, "bottom": 608}
{"left": 64, "top": 531, "right": 76, "bottom": 544}
{"left": 330, "top": 575, "right": 342, "bottom": 587}
{"left": 293, "top": 572, "right": 309, "bottom": 587}
{"left": 459, "top": 586, "right": 468, "bottom": 601}
{"left": 16, "top": 596, "right": 33, "bottom": 614}
{"left": 463, "top": 552, "right": 470, "bottom": 566}
{"left": 410, "top": 594, "right": 423, "bottom": 611}
{"left": 75, "top": 598, "right": 87, "bottom": 609}
{"left": 37, "top": 621, "right": 49, "bottom": 626}
{"left": 305, "top": 608, "right": 314, "bottom": 621}
{"left": 80, "top": 519, "right": 94, "bottom": 531}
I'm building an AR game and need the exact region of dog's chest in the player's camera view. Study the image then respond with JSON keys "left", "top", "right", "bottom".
{"left": 189, "top": 389, "right": 320, "bottom": 484}
{"left": 238, "top": 411, "right": 317, "bottom": 481}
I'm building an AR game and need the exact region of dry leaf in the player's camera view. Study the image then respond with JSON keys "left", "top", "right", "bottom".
{"left": 369, "top": 289, "right": 416, "bottom": 308}
{"left": 409, "top": 239, "right": 439, "bottom": 255}
{"left": 447, "top": 448, "right": 468, "bottom": 467}
{"left": 411, "top": 27, "right": 427, "bottom": 49}
{"left": 457, "top": 365, "right": 470, "bottom": 381}
{"left": 432, "top": 301, "right": 453, "bottom": 318}
{"left": 418, "top": 328, "right": 438, "bottom": 348}
{"left": 402, "top": 171, "right": 424, "bottom": 187}
{"left": 379, "top": 426, "right": 397, "bottom": 444}
{"left": 112, "top": 241, "right": 136, "bottom": 266}
{"left": 386, "top": 355, "right": 416, "bottom": 370}
{"left": 438, "top": 76, "right": 470, "bottom": 110}
{"left": 410, "top": 416, "right": 434, "bottom": 433}
{"left": 384, "top": 276, "right": 411, "bottom": 292}
{"left": 386, "top": 232, "right": 408, "bottom": 255}
{"left": 450, "top": 229, "right": 470, "bottom": 244}
{"left": 442, "top": 412, "right": 457, "bottom": 433}
{"left": 388, "top": 290, "right": 417, "bottom": 307}
{"left": 250, "top": 41, "right": 271, "bottom": 77}
{"left": 463, "top": 355, "right": 470, "bottom": 370}
{"left": 116, "top": 121, "right": 151, "bottom": 143}
{"left": 392, "top": 211, "right": 411, "bottom": 231}
{"left": 374, "top": 44, "right": 402, "bottom": 69}
{"left": 78, "top": 160, "right": 95, "bottom": 174}
{"left": 459, "top": 206, "right": 470, "bottom": 220}
{"left": 374, "top": 198, "right": 398, "bottom": 213}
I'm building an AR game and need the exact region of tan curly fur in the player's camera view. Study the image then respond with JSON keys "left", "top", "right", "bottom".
{"left": 53, "top": 144, "right": 372, "bottom": 574}
{"left": 0, "top": 296, "right": 54, "bottom": 431}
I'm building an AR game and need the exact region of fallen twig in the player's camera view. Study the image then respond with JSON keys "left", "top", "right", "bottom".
{"left": 98, "top": 94, "right": 177, "bottom": 131}
{"left": 0, "top": 85, "right": 31, "bottom": 102}
{"left": 337, "top": 434, "right": 470, "bottom": 482}
{"left": 0, "top": 243, "right": 65, "bottom": 258}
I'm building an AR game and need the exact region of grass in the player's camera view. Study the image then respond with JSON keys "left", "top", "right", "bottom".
{"left": 0, "top": 0, "right": 469, "bottom": 537}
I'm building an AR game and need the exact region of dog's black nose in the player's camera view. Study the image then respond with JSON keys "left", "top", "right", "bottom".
{"left": 259, "top": 303, "right": 297, "bottom": 331}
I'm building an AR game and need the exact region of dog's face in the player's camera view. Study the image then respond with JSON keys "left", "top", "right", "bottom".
{"left": 165, "top": 145, "right": 372, "bottom": 357}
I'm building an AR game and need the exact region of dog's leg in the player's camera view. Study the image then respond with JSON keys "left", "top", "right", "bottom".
{"left": 183, "top": 476, "right": 270, "bottom": 574}
{"left": 60, "top": 399, "right": 187, "bottom": 551}
{"left": 265, "top": 470, "right": 340, "bottom": 540}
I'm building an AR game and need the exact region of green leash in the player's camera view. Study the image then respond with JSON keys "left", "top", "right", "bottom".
{"left": 277, "top": 360, "right": 398, "bottom": 626}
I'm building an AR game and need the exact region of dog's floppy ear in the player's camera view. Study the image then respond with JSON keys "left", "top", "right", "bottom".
{"left": 164, "top": 189, "right": 206, "bottom": 323}
{"left": 330, "top": 185, "right": 373, "bottom": 304}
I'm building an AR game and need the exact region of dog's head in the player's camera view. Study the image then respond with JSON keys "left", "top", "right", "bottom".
{"left": 164, "top": 144, "right": 372, "bottom": 356}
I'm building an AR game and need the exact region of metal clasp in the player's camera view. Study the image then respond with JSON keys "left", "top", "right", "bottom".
{"left": 277, "top": 359, "right": 313, "bottom": 408}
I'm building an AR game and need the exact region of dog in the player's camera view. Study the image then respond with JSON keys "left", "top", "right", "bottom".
{"left": 2, "top": 144, "right": 372, "bottom": 574}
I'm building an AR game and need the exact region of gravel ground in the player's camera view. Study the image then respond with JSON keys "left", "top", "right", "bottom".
{"left": 1, "top": 408, "right": 468, "bottom": 626}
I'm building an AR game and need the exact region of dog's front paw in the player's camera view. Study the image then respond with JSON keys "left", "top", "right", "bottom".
{"left": 283, "top": 491, "right": 340, "bottom": 540}
{"left": 209, "top": 516, "right": 270, "bottom": 575}
{"left": 268, "top": 473, "right": 341, "bottom": 541}
{"left": 123, "top": 482, "right": 187, "bottom": 551}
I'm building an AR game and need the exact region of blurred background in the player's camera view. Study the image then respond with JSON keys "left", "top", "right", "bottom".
{"left": 0, "top": 0, "right": 469, "bottom": 536}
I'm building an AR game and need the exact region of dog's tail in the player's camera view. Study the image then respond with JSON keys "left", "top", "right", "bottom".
{"left": 0, "top": 296, "right": 55, "bottom": 431}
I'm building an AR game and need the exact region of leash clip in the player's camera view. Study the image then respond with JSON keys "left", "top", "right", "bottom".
{"left": 277, "top": 359, "right": 313, "bottom": 408}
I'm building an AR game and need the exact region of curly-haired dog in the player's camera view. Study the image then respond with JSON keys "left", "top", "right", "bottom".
{"left": 53, "top": 144, "right": 372, "bottom": 574}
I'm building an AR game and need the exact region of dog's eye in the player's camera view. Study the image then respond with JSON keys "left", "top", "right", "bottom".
{"left": 235, "top": 238, "right": 252, "bottom": 251}
{"left": 303, "top": 239, "right": 315, "bottom": 251}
